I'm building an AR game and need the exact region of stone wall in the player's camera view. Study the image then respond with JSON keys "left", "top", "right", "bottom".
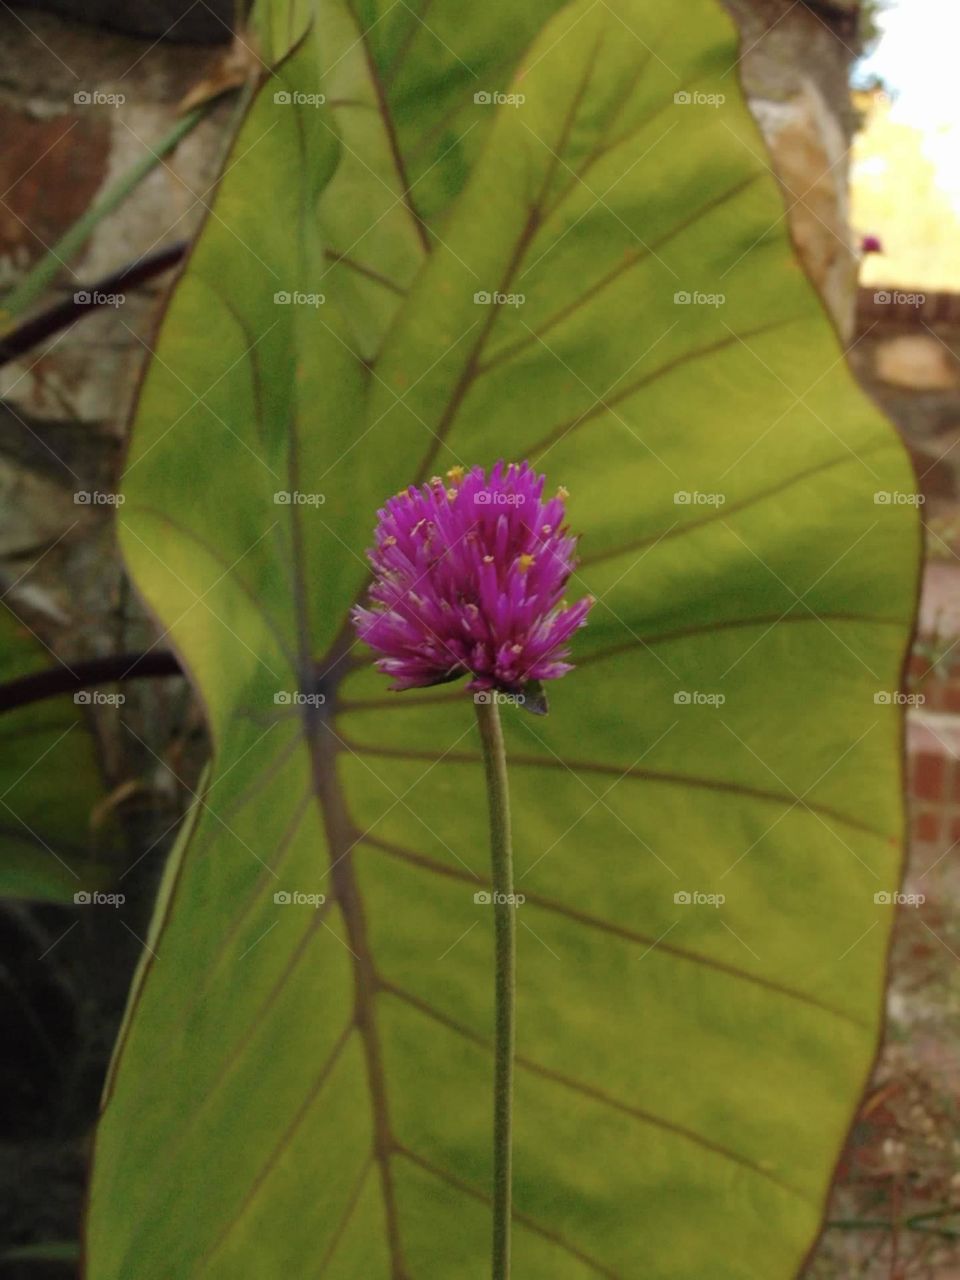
{"left": 0, "top": 9, "right": 236, "bottom": 699}
{"left": 853, "top": 286, "right": 960, "bottom": 866}
{"left": 850, "top": 287, "right": 960, "bottom": 502}
{"left": 723, "top": 0, "right": 862, "bottom": 336}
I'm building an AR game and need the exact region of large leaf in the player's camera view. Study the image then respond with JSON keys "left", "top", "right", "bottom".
{"left": 85, "top": 1, "right": 919, "bottom": 1276}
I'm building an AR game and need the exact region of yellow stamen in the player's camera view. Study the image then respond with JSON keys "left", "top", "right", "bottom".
{"left": 483, "top": 555, "right": 495, "bottom": 564}
{"left": 446, "top": 488, "right": 458, "bottom": 501}
{"left": 517, "top": 553, "right": 535, "bottom": 572}
{"left": 446, "top": 465, "right": 465, "bottom": 485}
{"left": 556, "top": 485, "right": 569, "bottom": 500}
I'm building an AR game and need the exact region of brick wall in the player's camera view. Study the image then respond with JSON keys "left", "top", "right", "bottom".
{"left": 908, "top": 712, "right": 960, "bottom": 850}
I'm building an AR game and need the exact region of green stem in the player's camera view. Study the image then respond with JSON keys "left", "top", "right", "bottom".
{"left": 475, "top": 697, "right": 515, "bottom": 1280}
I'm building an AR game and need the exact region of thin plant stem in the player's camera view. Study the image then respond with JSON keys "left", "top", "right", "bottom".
{"left": 475, "top": 696, "right": 515, "bottom": 1280}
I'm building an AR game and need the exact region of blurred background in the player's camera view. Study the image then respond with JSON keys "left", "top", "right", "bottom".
{"left": 0, "top": 0, "right": 957, "bottom": 1275}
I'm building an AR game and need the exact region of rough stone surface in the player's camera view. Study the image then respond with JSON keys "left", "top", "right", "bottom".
{"left": 723, "top": 0, "right": 862, "bottom": 336}
{"left": 850, "top": 290, "right": 960, "bottom": 508}
{"left": 0, "top": 101, "right": 111, "bottom": 279}
{"left": 874, "top": 333, "right": 960, "bottom": 392}
{"left": 0, "top": 8, "right": 237, "bottom": 679}
{"left": 750, "top": 77, "right": 856, "bottom": 335}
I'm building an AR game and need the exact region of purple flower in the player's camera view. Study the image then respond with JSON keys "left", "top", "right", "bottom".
{"left": 352, "top": 461, "right": 594, "bottom": 698}
{"left": 861, "top": 234, "right": 883, "bottom": 255}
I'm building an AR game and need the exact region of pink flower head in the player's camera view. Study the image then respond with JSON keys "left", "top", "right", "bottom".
{"left": 352, "top": 461, "right": 593, "bottom": 703}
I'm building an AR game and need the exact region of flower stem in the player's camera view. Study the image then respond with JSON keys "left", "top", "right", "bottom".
{"left": 475, "top": 697, "right": 515, "bottom": 1280}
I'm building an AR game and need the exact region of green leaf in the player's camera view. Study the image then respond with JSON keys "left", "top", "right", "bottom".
{"left": 86, "top": 1, "right": 920, "bottom": 1276}
{"left": 0, "top": 603, "right": 110, "bottom": 902}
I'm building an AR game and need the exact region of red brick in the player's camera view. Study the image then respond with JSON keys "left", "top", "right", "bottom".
{"left": 914, "top": 750, "right": 947, "bottom": 802}
{"left": 915, "top": 809, "right": 942, "bottom": 843}
{"left": 920, "top": 683, "right": 943, "bottom": 712}
{"left": 908, "top": 656, "right": 932, "bottom": 684}
{"left": 0, "top": 104, "right": 109, "bottom": 267}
